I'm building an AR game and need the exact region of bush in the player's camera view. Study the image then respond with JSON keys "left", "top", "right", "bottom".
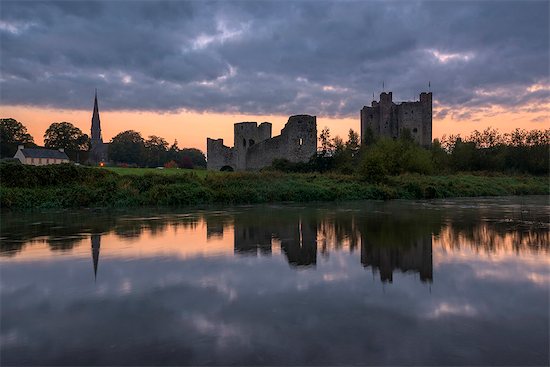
{"left": 358, "top": 151, "right": 387, "bottom": 183}
{"left": 164, "top": 160, "right": 178, "bottom": 169}
{"left": 0, "top": 162, "right": 113, "bottom": 188}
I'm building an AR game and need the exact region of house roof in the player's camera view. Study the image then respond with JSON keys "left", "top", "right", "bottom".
{"left": 19, "top": 148, "right": 69, "bottom": 160}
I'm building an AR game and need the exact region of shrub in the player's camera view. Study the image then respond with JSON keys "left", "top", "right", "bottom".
{"left": 164, "top": 160, "right": 178, "bottom": 169}
{"left": 358, "top": 151, "right": 387, "bottom": 183}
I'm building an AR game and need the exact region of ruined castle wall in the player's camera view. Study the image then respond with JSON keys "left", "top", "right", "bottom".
{"left": 280, "top": 115, "right": 317, "bottom": 163}
{"left": 233, "top": 122, "right": 274, "bottom": 170}
{"left": 245, "top": 136, "right": 283, "bottom": 170}
{"left": 258, "top": 122, "right": 272, "bottom": 142}
{"left": 207, "top": 115, "right": 316, "bottom": 171}
{"left": 207, "top": 138, "right": 234, "bottom": 171}
{"left": 244, "top": 115, "right": 316, "bottom": 170}
{"left": 233, "top": 122, "right": 258, "bottom": 170}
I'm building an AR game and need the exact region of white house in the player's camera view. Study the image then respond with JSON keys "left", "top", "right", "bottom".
{"left": 14, "top": 145, "right": 70, "bottom": 165}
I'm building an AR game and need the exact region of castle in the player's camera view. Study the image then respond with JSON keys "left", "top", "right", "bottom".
{"left": 207, "top": 115, "right": 317, "bottom": 171}
{"left": 361, "top": 92, "right": 432, "bottom": 146}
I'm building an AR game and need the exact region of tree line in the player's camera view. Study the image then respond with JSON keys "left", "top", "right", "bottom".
{"left": 271, "top": 127, "right": 549, "bottom": 178}
{"left": 0, "top": 118, "right": 206, "bottom": 168}
{"left": 2, "top": 117, "right": 547, "bottom": 175}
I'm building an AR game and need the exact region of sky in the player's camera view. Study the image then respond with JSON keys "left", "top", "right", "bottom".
{"left": 1, "top": 0, "right": 549, "bottom": 151}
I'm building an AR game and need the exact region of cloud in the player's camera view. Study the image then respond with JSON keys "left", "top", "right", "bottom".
{"left": 0, "top": 1, "right": 548, "bottom": 118}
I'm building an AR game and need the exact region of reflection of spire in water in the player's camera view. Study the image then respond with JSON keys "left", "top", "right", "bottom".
{"left": 91, "top": 234, "right": 101, "bottom": 281}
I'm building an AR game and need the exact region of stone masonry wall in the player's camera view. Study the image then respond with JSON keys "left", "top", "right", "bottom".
{"left": 207, "top": 115, "right": 317, "bottom": 171}
{"left": 206, "top": 138, "right": 234, "bottom": 171}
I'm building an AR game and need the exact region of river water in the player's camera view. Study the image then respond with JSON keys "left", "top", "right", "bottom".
{"left": 1, "top": 197, "right": 548, "bottom": 365}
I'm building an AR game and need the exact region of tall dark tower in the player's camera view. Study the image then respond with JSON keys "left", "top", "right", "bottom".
{"left": 91, "top": 89, "right": 103, "bottom": 146}
{"left": 89, "top": 90, "right": 107, "bottom": 163}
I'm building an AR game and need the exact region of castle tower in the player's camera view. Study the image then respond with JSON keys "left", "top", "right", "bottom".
{"left": 360, "top": 91, "right": 432, "bottom": 146}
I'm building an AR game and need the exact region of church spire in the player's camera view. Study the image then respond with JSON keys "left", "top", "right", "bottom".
{"left": 91, "top": 89, "right": 102, "bottom": 143}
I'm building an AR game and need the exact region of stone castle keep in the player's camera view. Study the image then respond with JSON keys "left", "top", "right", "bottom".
{"left": 207, "top": 115, "right": 317, "bottom": 171}
{"left": 361, "top": 92, "right": 432, "bottom": 146}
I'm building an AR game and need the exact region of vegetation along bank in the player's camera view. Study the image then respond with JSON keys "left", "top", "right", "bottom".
{"left": 0, "top": 162, "right": 547, "bottom": 209}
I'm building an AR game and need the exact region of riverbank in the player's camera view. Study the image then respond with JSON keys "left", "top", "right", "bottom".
{"left": 0, "top": 163, "right": 547, "bottom": 209}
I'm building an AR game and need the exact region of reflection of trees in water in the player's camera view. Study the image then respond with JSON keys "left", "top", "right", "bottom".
{"left": 0, "top": 210, "right": 203, "bottom": 256}
{"left": 437, "top": 222, "right": 549, "bottom": 255}
{"left": 47, "top": 236, "right": 86, "bottom": 252}
{"left": 0, "top": 211, "right": 118, "bottom": 256}
{"left": 206, "top": 213, "right": 233, "bottom": 240}
{"left": 318, "top": 212, "right": 360, "bottom": 255}
{"left": 113, "top": 215, "right": 200, "bottom": 241}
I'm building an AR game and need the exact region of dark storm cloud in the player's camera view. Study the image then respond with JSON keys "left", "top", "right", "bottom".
{"left": 0, "top": 0, "right": 548, "bottom": 117}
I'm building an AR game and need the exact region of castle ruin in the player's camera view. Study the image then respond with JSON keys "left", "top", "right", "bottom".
{"left": 361, "top": 92, "right": 432, "bottom": 146}
{"left": 207, "top": 115, "right": 317, "bottom": 171}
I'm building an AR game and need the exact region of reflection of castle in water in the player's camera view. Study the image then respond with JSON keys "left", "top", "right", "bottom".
{"left": 361, "top": 236, "right": 433, "bottom": 283}
{"left": 233, "top": 217, "right": 317, "bottom": 267}
{"left": 228, "top": 212, "right": 432, "bottom": 277}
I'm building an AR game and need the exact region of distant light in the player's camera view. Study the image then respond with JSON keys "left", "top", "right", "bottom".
{"left": 99, "top": 162, "right": 105, "bottom": 167}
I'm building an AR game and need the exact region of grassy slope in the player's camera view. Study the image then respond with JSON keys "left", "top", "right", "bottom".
{"left": 0, "top": 165, "right": 547, "bottom": 209}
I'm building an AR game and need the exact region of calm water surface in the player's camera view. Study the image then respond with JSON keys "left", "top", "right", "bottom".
{"left": 1, "top": 197, "right": 548, "bottom": 366}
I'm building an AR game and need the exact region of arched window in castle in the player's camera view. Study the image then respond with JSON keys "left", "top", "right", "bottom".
{"left": 299, "top": 138, "right": 303, "bottom": 146}
{"left": 413, "top": 128, "right": 418, "bottom": 133}
{"left": 243, "top": 138, "right": 246, "bottom": 147}
{"left": 249, "top": 139, "right": 255, "bottom": 146}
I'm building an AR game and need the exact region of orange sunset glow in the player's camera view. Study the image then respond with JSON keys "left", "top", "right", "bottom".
{"left": 3, "top": 101, "right": 548, "bottom": 152}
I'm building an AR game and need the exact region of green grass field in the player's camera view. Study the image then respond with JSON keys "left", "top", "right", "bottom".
{"left": 101, "top": 166, "right": 215, "bottom": 177}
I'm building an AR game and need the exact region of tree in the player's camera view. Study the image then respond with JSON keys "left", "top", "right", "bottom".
{"left": 0, "top": 118, "right": 35, "bottom": 157}
{"left": 108, "top": 130, "right": 145, "bottom": 165}
{"left": 144, "top": 135, "right": 169, "bottom": 167}
{"left": 44, "top": 122, "right": 90, "bottom": 151}
{"left": 319, "top": 127, "right": 334, "bottom": 156}
{"left": 332, "top": 136, "right": 345, "bottom": 153}
{"left": 345, "top": 129, "right": 360, "bottom": 154}
{"left": 177, "top": 148, "right": 206, "bottom": 168}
